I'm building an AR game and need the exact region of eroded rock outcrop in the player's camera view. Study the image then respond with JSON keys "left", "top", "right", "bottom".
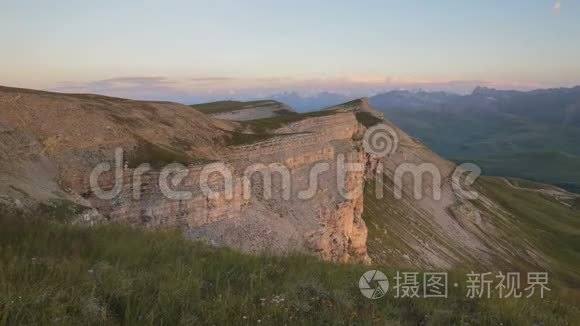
{"left": 0, "top": 87, "right": 374, "bottom": 263}
{"left": 1, "top": 86, "right": 562, "bottom": 271}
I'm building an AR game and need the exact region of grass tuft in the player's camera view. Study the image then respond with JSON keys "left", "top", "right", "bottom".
{"left": 0, "top": 209, "right": 577, "bottom": 325}
{"left": 356, "top": 112, "right": 383, "bottom": 128}
{"left": 127, "top": 140, "right": 210, "bottom": 169}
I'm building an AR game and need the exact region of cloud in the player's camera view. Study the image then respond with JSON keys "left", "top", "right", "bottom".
{"left": 57, "top": 77, "right": 173, "bottom": 91}
{"left": 554, "top": 0, "right": 561, "bottom": 12}
{"left": 51, "top": 76, "right": 187, "bottom": 101}
{"left": 49, "top": 75, "right": 556, "bottom": 104}
{"left": 190, "top": 77, "right": 235, "bottom": 82}
{"left": 89, "top": 77, "right": 173, "bottom": 88}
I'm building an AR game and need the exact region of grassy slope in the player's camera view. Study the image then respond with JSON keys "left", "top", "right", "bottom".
{"left": 506, "top": 177, "right": 561, "bottom": 190}
{"left": 190, "top": 100, "right": 288, "bottom": 114}
{"left": 462, "top": 152, "right": 580, "bottom": 193}
{"left": 224, "top": 110, "right": 338, "bottom": 146}
{"left": 475, "top": 177, "right": 580, "bottom": 287}
{"left": 363, "top": 180, "right": 470, "bottom": 269}
{"left": 1, "top": 169, "right": 579, "bottom": 324}
{"left": 365, "top": 174, "right": 580, "bottom": 283}
{"left": 362, "top": 175, "right": 580, "bottom": 323}
{"left": 190, "top": 102, "right": 340, "bottom": 147}
{"left": 127, "top": 139, "right": 213, "bottom": 169}
{"left": 1, "top": 212, "right": 577, "bottom": 325}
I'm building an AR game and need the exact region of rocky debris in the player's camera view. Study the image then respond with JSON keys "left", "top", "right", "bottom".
{"left": 71, "top": 208, "right": 107, "bottom": 226}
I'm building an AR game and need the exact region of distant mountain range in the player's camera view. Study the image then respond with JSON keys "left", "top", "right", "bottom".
{"left": 369, "top": 86, "right": 580, "bottom": 193}
{"left": 214, "top": 86, "right": 580, "bottom": 192}
{"left": 372, "top": 86, "right": 580, "bottom": 122}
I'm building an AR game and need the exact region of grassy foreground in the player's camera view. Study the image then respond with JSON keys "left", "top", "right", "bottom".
{"left": 0, "top": 213, "right": 578, "bottom": 325}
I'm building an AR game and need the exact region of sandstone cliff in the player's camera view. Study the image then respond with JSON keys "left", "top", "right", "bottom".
{"left": 0, "top": 86, "right": 371, "bottom": 263}
{"left": 0, "top": 86, "right": 570, "bottom": 272}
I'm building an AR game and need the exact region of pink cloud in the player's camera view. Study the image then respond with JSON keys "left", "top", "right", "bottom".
{"left": 49, "top": 75, "right": 568, "bottom": 103}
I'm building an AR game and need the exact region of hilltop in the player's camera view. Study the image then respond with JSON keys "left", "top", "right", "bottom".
{"left": 1, "top": 86, "right": 579, "bottom": 323}
{"left": 1, "top": 85, "right": 579, "bottom": 268}
{"left": 190, "top": 99, "right": 295, "bottom": 120}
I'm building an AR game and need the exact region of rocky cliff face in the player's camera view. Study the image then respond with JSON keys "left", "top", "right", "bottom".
{"left": 0, "top": 87, "right": 374, "bottom": 263}
{"left": 202, "top": 100, "right": 295, "bottom": 121}
{"left": 76, "top": 112, "right": 372, "bottom": 262}
{"left": 1, "top": 86, "right": 569, "bottom": 273}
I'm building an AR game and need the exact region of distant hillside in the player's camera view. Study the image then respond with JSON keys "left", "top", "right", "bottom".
{"left": 271, "top": 92, "right": 352, "bottom": 112}
{"left": 370, "top": 86, "right": 580, "bottom": 193}
{"left": 190, "top": 99, "right": 295, "bottom": 120}
{"left": 372, "top": 86, "right": 580, "bottom": 125}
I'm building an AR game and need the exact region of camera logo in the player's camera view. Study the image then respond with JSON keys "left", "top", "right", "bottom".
{"left": 363, "top": 124, "right": 398, "bottom": 158}
{"left": 359, "top": 270, "right": 389, "bottom": 299}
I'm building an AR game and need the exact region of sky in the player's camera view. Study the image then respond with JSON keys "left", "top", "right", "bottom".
{"left": 2, "top": 0, "right": 579, "bottom": 102}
